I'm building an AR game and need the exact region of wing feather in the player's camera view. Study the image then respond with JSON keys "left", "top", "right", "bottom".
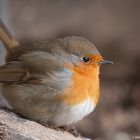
{"left": 0, "top": 51, "right": 71, "bottom": 86}
{"left": 0, "top": 61, "right": 26, "bottom": 83}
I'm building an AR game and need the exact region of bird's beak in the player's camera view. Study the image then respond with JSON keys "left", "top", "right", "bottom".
{"left": 98, "top": 60, "right": 113, "bottom": 65}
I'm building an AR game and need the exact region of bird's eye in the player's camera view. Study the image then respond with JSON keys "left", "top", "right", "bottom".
{"left": 81, "top": 57, "right": 90, "bottom": 64}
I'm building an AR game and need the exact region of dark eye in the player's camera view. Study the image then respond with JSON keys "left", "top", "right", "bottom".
{"left": 81, "top": 57, "right": 90, "bottom": 64}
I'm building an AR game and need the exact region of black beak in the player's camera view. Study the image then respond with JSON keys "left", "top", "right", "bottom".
{"left": 99, "top": 60, "right": 113, "bottom": 65}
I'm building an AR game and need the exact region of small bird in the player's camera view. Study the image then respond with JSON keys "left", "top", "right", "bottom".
{"left": 0, "top": 19, "right": 112, "bottom": 134}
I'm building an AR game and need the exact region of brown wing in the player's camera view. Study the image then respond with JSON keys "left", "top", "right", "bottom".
{"left": 0, "top": 61, "right": 27, "bottom": 84}
{"left": 0, "top": 51, "right": 64, "bottom": 84}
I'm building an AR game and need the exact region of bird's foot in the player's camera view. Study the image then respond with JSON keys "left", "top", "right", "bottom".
{"left": 67, "top": 127, "right": 79, "bottom": 137}
{"left": 57, "top": 126, "right": 79, "bottom": 137}
{"left": 43, "top": 123, "right": 79, "bottom": 137}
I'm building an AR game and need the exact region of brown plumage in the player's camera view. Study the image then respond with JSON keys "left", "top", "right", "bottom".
{"left": 0, "top": 19, "right": 112, "bottom": 130}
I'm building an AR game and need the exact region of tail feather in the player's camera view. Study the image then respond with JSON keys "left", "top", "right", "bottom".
{"left": 0, "top": 18, "right": 19, "bottom": 53}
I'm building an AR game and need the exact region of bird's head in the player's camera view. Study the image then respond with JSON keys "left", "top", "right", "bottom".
{"left": 61, "top": 36, "right": 113, "bottom": 76}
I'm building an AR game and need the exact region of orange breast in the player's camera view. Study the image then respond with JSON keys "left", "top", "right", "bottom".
{"left": 58, "top": 64, "right": 100, "bottom": 106}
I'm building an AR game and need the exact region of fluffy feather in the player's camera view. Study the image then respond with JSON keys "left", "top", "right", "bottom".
{"left": 0, "top": 36, "right": 101, "bottom": 126}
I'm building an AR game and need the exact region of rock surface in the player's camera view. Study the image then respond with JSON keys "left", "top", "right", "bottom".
{"left": 0, "top": 108, "right": 84, "bottom": 140}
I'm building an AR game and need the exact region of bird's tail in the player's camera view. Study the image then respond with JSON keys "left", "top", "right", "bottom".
{"left": 0, "top": 18, "right": 19, "bottom": 53}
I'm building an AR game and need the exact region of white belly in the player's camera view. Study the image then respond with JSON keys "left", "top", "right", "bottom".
{"left": 53, "top": 98, "right": 95, "bottom": 126}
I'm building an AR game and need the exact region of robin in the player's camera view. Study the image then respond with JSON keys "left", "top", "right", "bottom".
{"left": 0, "top": 19, "right": 112, "bottom": 135}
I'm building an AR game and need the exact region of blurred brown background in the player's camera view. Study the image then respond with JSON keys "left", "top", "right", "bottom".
{"left": 0, "top": 0, "right": 140, "bottom": 139}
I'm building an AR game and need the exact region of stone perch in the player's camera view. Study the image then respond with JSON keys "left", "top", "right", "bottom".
{"left": 0, "top": 108, "right": 86, "bottom": 140}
